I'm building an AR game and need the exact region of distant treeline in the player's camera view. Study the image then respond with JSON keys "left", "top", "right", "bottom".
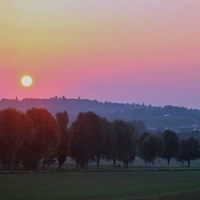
{"left": 1, "top": 97, "right": 200, "bottom": 131}
{"left": 0, "top": 108, "right": 200, "bottom": 172}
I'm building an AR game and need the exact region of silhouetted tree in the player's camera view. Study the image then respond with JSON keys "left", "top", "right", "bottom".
{"left": 56, "top": 111, "right": 69, "bottom": 169}
{"left": 140, "top": 134, "right": 165, "bottom": 168}
{"left": 128, "top": 120, "right": 147, "bottom": 135}
{"left": 69, "top": 112, "right": 106, "bottom": 169}
{"left": 0, "top": 108, "right": 33, "bottom": 171}
{"left": 161, "top": 130, "right": 179, "bottom": 170}
{"left": 22, "top": 108, "right": 60, "bottom": 171}
{"left": 113, "top": 120, "right": 137, "bottom": 169}
{"left": 92, "top": 116, "right": 107, "bottom": 170}
{"left": 177, "top": 137, "right": 199, "bottom": 167}
{"left": 101, "top": 119, "right": 116, "bottom": 170}
{"left": 138, "top": 132, "right": 151, "bottom": 158}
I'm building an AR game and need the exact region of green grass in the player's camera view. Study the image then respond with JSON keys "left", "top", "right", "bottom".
{"left": 0, "top": 170, "right": 200, "bottom": 200}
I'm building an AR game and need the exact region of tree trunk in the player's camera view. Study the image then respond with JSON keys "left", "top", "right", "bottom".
{"left": 85, "top": 162, "right": 88, "bottom": 170}
{"left": 113, "top": 158, "right": 116, "bottom": 170}
{"left": 187, "top": 160, "right": 191, "bottom": 168}
{"left": 58, "top": 162, "right": 62, "bottom": 169}
{"left": 11, "top": 150, "right": 16, "bottom": 172}
{"left": 58, "top": 158, "right": 66, "bottom": 169}
{"left": 125, "top": 162, "right": 128, "bottom": 169}
{"left": 167, "top": 158, "right": 170, "bottom": 170}
{"left": 42, "top": 158, "right": 47, "bottom": 169}
{"left": 96, "top": 159, "right": 100, "bottom": 170}
{"left": 35, "top": 158, "right": 40, "bottom": 172}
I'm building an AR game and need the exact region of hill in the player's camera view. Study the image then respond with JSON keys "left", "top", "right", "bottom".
{"left": 1, "top": 96, "right": 200, "bottom": 132}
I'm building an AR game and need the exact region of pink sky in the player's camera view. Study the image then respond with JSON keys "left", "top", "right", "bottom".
{"left": 1, "top": 0, "right": 200, "bottom": 109}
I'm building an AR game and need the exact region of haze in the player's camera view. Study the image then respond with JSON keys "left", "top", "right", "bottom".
{"left": 1, "top": 0, "right": 200, "bottom": 109}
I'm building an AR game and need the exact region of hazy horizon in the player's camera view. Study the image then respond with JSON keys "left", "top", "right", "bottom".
{"left": 1, "top": 96, "right": 199, "bottom": 111}
{"left": 1, "top": 1, "right": 200, "bottom": 109}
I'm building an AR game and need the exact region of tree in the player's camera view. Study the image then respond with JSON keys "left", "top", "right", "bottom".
{"left": 177, "top": 137, "right": 199, "bottom": 167}
{"left": 22, "top": 108, "right": 60, "bottom": 171}
{"left": 69, "top": 112, "right": 106, "bottom": 169}
{"left": 128, "top": 120, "right": 147, "bottom": 135}
{"left": 101, "top": 119, "right": 116, "bottom": 170}
{"left": 56, "top": 111, "right": 69, "bottom": 169}
{"left": 161, "top": 130, "right": 179, "bottom": 170}
{"left": 113, "top": 120, "right": 137, "bottom": 169}
{"left": 0, "top": 108, "right": 33, "bottom": 171}
{"left": 69, "top": 113, "right": 88, "bottom": 169}
{"left": 186, "top": 137, "right": 200, "bottom": 167}
{"left": 91, "top": 116, "right": 107, "bottom": 170}
{"left": 140, "top": 134, "right": 165, "bottom": 169}
{"left": 138, "top": 132, "right": 151, "bottom": 158}
{"left": 177, "top": 139, "right": 187, "bottom": 166}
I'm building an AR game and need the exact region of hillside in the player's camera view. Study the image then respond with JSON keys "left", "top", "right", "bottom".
{"left": 1, "top": 96, "right": 200, "bottom": 132}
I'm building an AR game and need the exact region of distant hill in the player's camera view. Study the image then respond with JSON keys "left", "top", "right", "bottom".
{"left": 1, "top": 96, "right": 200, "bottom": 132}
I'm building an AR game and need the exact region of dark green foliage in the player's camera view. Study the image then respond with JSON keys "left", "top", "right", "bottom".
{"left": 161, "top": 130, "right": 179, "bottom": 169}
{"left": 56, "top": 111, "right": 69, "bottom": 169}
{"left": 1, "top": 105, "right": 200, "bottom": 172}
{"left": 138, "top": 131, "right": 151, "bottom": 157}
{"left": 187, "top": 137, "right": 200, "bottom": 163}
{"left": 141, "top": 134, "right": 165, "bottom": 167}
{"left": 177, "top": 137, "right": 200, "bottom": 167}
{"left": 56, "top": 111, "right": 69, "bottom": 132}
{"left": 101, "top": 119, "right": 116, "bottom": 169}
{"left": 113, "top": 120, "right": 137, "bottom": 168}
{"left": 127, "top": 120, "right": 147, "bottom": 135}
{"left": 69, "top": 112, "right": 106, "bottom": 169}
{"left": 93, "top": 118, "right": 114, "bottom": 169}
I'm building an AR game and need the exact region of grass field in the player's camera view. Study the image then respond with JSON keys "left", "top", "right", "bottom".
{"left": 0, "top": 170, "right": 200, "bottom": 200}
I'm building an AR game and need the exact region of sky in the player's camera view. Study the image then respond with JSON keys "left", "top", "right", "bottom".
{"left": 1, "top": 0, "right": 200, "bottom": 109}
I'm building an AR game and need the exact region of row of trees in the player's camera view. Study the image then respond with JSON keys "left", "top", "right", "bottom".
{"left": 69, "top": 112, "right": 137, "bottom": 169}
{"left": 0, "top": 108, "right": 199, "bottom": 171}
{"left": 0, "top": 108, "right": 65, "bottom": 171}
{"left": 139, "top": 131, "right": 199, "bottom": 169}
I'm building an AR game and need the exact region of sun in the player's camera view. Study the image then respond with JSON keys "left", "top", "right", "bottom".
{"left": 21, "top": 75, "right": 33, "bottom": 87}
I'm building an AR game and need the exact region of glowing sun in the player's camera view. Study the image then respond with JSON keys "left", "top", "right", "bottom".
{"left": 21, "top": 75, "right": 33, "bottom": 87}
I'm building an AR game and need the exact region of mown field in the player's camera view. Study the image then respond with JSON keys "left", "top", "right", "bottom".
{"left": 0, "top": 170, "right": 200, "bottom": 200}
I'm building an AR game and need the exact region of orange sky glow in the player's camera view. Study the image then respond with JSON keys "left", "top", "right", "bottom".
{"left": 1, "top": 0, "right": 200, "bottom": 108}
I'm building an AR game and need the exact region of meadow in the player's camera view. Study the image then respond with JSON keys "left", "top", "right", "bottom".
{"left": 1, "top": 170, "right": 200, "bottom": 200}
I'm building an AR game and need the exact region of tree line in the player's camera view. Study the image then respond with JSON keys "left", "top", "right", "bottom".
{"left": 0, "top": 108, "right": 199, "bottom": 171}
{"left": 1, "top": 97, "right": 200, "bottom": 132}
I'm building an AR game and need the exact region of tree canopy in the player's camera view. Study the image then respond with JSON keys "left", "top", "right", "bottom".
{"left": 161, "top": 130, "right": 179, "bottom": 169}
{"left": 23, "top": 108, "right": 60, "bottom": 171}
{"left": 140, "top": 134, "right": 165, "bottom": 168}
{"left": 177, "top": 137, "right": 200, "bottom": 167}
{"left": 56, "top": 111, "right": 69, "bottom": 169}
{"left": 0, "top": 108, "right": 33, "bottom": 171}
{"left": 0, "top": 107, "right": 200, "bottom": 171}
{"left": 113, "top": 120, "right": 137, "bottom": 169}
